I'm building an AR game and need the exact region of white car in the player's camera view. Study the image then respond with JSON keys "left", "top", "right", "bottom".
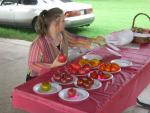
{"left": 0, "top": 0, "right": 95, "bottom": 30}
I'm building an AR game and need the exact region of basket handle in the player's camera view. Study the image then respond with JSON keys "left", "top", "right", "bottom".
{"left": 132, "top": 13, "right": 150, "bottom": 28}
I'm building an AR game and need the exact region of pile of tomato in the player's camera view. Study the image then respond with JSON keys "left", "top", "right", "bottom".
{"left": 99, "top": 62, "right": 120, "bottom": 73}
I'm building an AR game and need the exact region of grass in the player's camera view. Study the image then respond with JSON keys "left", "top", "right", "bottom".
{"left": 0, "top": 0, "right": 150, "bottom": 41}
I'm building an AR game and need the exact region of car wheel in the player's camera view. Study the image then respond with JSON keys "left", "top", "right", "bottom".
{"left": 32, "top": 17, "right": 38, "bottom": 32}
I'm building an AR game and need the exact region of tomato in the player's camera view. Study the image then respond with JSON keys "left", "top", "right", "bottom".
{"left": 53, "top": 74, "right": 61, "bottom": 82}
{"left": 90, "top": 71, "right": 98, "bottom": 79}
{"left": 78, "top": 68, "right": 86, "bottom": 75}
{"left": 83, "top": 64, "right": 91, "bottom": 73}
{"left": 111, "top": 63, "right": 120, "bottom": 68}
{"left": 110, "top": 66, "right": 117, "bottom": 72}
{"left": 100, "top": 65, "right": 105, "bottom": 71}
{"left": 67, "top": 88, "right": 77, "bottom": 98}
{"left": 111, "top": 63, "right": 120, "bottom": 71}
{"left": 58, "top": 54, "right": 67, "bottom": 63}
{"left": 87, "top": 77, "right": 94, "bottom": 85}
{"left": 99, "top": 62, "right": 105, "bottom": 66}
{"left": 60, "top": 78, "right": 68, "bottom": 84}
{"left": 77, "top": 79, "right": 84, "bottom": 86}
{"left": 100, "top": 74, "right": 110, "bottom": 79}
{"left": 70, "top": 63, "right": 81, "bottom": 71}
{"left": 66, "top": 76, "right": 73, "bottom": 82}
{"left": 79, "top": 59, "right": 88, "bottom": 66}
{"left": 83, "top": 82, "right": 91, "bottom": 89}
{"left": 68, "top": 66, "right": 77, "bottom": 74}
{"left": 41, "top": 82, "right": 51, "bottom": 91}
{"left": 104, "top": 65, "right": 111, "bottom": 72}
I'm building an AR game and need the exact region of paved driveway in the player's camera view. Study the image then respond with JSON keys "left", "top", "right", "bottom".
{"left": 0, "top": 38, "right": 30, "bottom": 113}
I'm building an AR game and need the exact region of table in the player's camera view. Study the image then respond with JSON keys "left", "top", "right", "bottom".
{"left": 12, "top": 44, "right": 150, "bottom": 113}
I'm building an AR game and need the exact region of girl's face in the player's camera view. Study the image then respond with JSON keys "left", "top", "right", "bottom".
{"left": 57, "top": 14, "right": 65, "bottom": 32}
{"left": 47, "top": 14, "right": 65, "bottom": 36}
{"left": 47, "top": 20, "right": 57, "bottom": 36}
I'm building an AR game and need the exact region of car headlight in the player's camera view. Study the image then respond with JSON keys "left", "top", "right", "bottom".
{"left": 85, "top": 8, "right": 93, "bottom": 14}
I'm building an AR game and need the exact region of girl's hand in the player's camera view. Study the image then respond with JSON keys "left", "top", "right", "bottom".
{"left": 51, "top": 56, "right": 67, "bottom": 68}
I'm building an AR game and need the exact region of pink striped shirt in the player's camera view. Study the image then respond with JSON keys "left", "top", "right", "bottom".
{"left": 28, "top": 31, "right": 91, "bottom": 76}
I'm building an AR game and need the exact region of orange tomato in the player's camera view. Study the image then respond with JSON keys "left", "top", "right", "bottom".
{"left": 99, "top": 62, "right": 120, "bottom": 72}
{"left": 104, "top": 65, "right": 111, "bottom": 72}
{"left": 111, "top": 63, "right": 120, "bottom": 68}
{"left": 106, "top": 62, "right": 111, "bottom": 66}
{"left": 99, "top": 62, "right": 105, "bottom": 66}
{"left": 100, "top": 65, "right": 105, "bottom": 71}
{"left": 110, "top": 66, "right": 117, "bottom": 72}
{"left": 110, "top": 63, "right": 120, "bottom": 72}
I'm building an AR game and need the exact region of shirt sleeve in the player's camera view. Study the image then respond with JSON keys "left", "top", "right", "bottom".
{"left": 28, "top": 42, "right": 51, "bottom": 75}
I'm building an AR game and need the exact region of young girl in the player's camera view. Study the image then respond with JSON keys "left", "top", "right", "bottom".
{"left": 27, "top": 8, "right": 104, "bottom": 81}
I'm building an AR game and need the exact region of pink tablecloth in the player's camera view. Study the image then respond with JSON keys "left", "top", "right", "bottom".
{"left": 12, "top": 44, "right": 150, "bottom": 113}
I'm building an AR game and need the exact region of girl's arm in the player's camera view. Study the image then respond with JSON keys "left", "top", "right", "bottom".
{"left": 28, "top": 42, "right": 52, "bottom": 75}
{"left": 65, "top": 30, "right": 105, "bottom": 49}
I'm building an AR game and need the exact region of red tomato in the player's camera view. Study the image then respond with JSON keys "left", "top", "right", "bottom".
{"left": 67, "top": 88, "right": 77, "bottom": 98}
{"left": 83, "top": 64, "right": 91, "bottom": 73}
{"left": 87, "top": 77, "right": 94, "bottom": 85}
{"left": 66, "top": 76, "right": 73, "bottom": 82}
{"left": 70, "top": 63, "right": 81, "bottom": 71}
{"left": 90, "top": 71, "right": 98, "bottom": 79}
{"left": 58, "top": 54, "right": 67, "bottom": 63}
{"left": 78, "top": 68, "right": 86, "bottom": 75}
{"left": 83, "top": 82, "right": 91, "bottom": 89}
{"left": 60, "top": 78, "right": 68, "bottom": 84}
{"left": 77, "top": 79, "right": 84, "bottom": 86}
{"left": 53, "top": 74, "right": 61, "bottom": 82}
{"left": 100, "top": 74, "right": 110, "bottom": 79}
{"left": 70, "top": 68, "right": 77, "bottom": 74}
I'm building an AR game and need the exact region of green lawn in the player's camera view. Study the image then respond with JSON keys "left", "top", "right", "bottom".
{"left": 0, "top": 0, "right": 150, "bottom": 41}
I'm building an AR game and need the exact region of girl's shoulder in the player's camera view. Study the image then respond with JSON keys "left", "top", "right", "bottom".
{"left": 32, "top": 35, "right": 45, "bottom": 44}
{"left": 30, "top": 36, "right": 42, "bottom": 48}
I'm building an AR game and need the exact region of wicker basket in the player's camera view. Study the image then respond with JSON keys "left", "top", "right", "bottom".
{"left": 132, "top": 13, "right": 150, "bottom": 44}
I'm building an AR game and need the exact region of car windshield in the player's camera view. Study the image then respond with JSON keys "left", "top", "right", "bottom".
{"left": 60, "top": 0, "right": 72, "bottom": 2}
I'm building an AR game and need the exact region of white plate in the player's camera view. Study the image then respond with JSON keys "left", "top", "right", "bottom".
{"left": 82, "top": 54, "right": 103, "bottom": 60}
{"left": 111, "top": 59, "right": 133, "bottom": 67}
{"left": 74, "top": 78, "right": 102, "bottom": 90}
{"left": 58, "top": 88, "right": 89, "bottom": 102}
{"left": 98, "top": 72, "right": 114, "bottom": 81}
{"left": 33, "top": 82, "right": 62, "bottom": 95}
{"left": 51, "top": 75, "right": 76, "bottom": 85}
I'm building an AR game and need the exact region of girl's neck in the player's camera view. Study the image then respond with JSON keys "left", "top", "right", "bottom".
{"left": 48, "top": 30, "right": 62, "bottom": 46}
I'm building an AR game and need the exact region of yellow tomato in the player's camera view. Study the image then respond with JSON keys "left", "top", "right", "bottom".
{"left": 41, "top": 82, "right": 51, "bottom": 91}
{"left": 79, "top": 59, "right": 89, "bottom": 66}
{"left": 88, "top": 59, "right": 100, "bottom": 67}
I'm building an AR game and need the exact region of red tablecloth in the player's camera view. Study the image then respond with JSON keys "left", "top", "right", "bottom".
{"left": 12, "top": 44, "right": 150, "bottom": 113}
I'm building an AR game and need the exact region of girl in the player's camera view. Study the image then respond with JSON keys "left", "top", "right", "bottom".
{"left": 27, "top": 8, "right": 104, "bottom": 81}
